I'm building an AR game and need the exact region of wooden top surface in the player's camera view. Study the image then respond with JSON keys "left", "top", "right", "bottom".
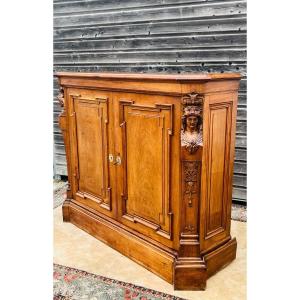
{"left": 55, "top": 71, "right": 241, "bottom": 81}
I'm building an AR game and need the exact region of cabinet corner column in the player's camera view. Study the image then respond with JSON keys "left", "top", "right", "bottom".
{"left": 58, "top": 86, "right": 73, "bottom": 221}
{"left": 174, "top": 92, "right": 206, "bottom": 290}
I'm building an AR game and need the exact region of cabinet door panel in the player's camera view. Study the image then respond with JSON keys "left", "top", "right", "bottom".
{"left": 116, "top": 96, "right": 174, "bottom": 241}
{"left": 68, "top": 91, "right": 113, "bottom": 215}
{"left": 126, "top": 111, "right": 163, "bottom": 224}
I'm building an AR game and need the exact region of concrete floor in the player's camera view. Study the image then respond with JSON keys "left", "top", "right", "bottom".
{"left": 53, "top": 207, "right": 246, "bottom": 300}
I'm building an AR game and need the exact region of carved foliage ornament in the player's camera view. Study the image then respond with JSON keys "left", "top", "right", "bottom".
{"left": 184, "top": 224, "right": 195, "bottom": 232}
{"left": 183, "top": 161, "right": 200, "bottom": 208}
{"left": 181, "top": 93, "right": 203, "bottom": 154}
{"left": 182, "top": 92, "right": 203, "bottom": 106}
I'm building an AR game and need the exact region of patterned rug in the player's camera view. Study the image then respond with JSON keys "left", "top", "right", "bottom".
{"left": 54, "top": 264, "right": 185, "bottom": 300}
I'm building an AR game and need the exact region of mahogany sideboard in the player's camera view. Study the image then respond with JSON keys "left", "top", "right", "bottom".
{"left": 56, "top": 71, "right": 241, "bottom": 290}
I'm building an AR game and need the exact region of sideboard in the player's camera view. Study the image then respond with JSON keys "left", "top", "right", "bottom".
{"left": 56, "top": 71, "right": 241, "bottom": 290}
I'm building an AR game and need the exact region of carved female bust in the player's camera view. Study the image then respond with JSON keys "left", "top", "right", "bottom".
{"left": 181, "top": 105, "right": 203, "bottom": 154}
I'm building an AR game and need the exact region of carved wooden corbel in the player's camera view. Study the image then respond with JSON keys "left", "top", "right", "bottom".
{"left": 181, "top": 93, "right": 203, "bottom": 154}
{"left": 58, "top": 86, "right": 65, "bottom": 111}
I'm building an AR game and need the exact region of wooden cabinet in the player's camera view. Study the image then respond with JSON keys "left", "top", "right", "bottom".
{"left": 56, "top": 72, "right": 241, "bottom": 290}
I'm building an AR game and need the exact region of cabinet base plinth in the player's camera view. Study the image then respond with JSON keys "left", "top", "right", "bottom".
{"left": 174, "top": 258, "right": 207, "bottom": 290}
{"left": 61, "top": 200, "right": 237, "bottom": 291}
{"left": 174, "top": 237, "right": 237, "bottom": 290}
{"left": 62, "top": 200, "right": 71, "bottom": 222}
{"left": 63, "top": 200, "right": 175, "bottom": 284}
{"left": 204, "top": 237, "right": 237, "bottom": 278}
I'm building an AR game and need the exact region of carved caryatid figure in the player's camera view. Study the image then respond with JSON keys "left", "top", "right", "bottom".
{"left": 181, "top": 93, "right": 203, "bottom": 154}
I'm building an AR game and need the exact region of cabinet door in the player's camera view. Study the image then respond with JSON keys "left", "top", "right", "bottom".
{"left": 68, "top": 90, "right": 115, "bottom": 217}
{"left": 114, "top": 93, "right": 176, "bottom": 244}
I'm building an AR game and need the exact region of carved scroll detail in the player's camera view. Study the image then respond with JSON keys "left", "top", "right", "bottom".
{"left": 181, "top": 93, "right": 203, "bottom": 154}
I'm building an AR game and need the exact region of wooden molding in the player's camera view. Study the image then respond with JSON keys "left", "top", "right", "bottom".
{"left": 55, "top": 71, "right": 241, "bottom": 81}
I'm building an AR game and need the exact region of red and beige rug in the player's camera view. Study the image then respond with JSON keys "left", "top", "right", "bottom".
{"left": 53, "top": 264, "right": 185, "bottom": 300}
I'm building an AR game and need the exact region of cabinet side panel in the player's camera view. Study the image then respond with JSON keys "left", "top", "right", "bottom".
{"left": 200, "top": 92, "right": 237, "bottom": 252}
{"left": 206, "top": 107, "right": 228, "bottom": 233}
